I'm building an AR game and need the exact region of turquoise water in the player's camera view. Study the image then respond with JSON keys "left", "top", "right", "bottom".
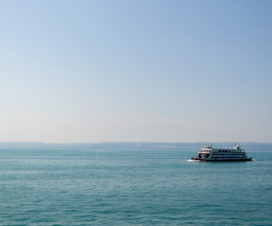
{"left": 0, "top": 143, "right": 271, "bottom": 225}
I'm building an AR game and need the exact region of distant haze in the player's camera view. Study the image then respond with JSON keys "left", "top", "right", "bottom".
{"left": 0, "top": 0, "right": 271, "bottom": 142}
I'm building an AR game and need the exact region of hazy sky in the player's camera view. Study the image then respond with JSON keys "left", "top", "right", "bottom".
{"left": 0, "top": 0, "right": 271, "bottom": 142}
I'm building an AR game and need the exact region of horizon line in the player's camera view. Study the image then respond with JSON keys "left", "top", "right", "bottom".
{"left": 0, "top": 141, "right": 271, "bottom": 144}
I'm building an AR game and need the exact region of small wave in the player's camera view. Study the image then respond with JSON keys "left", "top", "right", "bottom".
{"left": 187, "top": 159, "right": 199, "bottom": 162}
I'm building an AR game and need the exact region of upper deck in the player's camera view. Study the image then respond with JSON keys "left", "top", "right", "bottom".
{"left": 199, "top": 145, "right": 245, "bottom": 154}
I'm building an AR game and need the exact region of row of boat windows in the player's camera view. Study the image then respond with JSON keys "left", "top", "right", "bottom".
{"left": 212, "top": 154, "right": 245, "bottom": 156}
{"left": 200, "top": 151, "right": 244, "bottom": 154}
{"left": 210, "top": 157, "right": 246, "bottom": 159}
{"left": 201, "top": 150, "right": 244, "bottom": 153}
{"left": 211, "top": 156, "right": 245, "bottom": 157}
{"left": 215, "top": 150, "right": 244, "bottom": 153}
{"left": 211, "top": 156, "right": 246, "bottom": 158}
{"left": 212, "top": 152, "right": 246, "bottom": 154}
{"left": 212, "top": 153, "right": 246, "bottom": 155}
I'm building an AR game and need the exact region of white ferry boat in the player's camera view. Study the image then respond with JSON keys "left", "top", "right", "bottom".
{"left": 190, "top": 144, "right": 252, "bottom": 161}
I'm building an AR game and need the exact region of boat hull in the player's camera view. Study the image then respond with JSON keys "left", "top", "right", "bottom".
{"left": 190, "top": 157, "right": 252, "bottom": 161}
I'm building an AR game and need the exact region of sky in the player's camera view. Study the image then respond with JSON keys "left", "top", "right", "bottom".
{"left": 0, "top": 0, "right": 271, "bottom": 142}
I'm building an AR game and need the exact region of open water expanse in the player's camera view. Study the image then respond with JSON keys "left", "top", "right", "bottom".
{"left": 0, "top": 143, "right": 271, "bottom": 225}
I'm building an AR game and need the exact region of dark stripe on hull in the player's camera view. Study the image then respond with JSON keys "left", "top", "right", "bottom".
{"left": 190, "top": 157, "right": 252, "bottom": 161}
{"left": 202, "top": 158, "right": 252, "bottom": 161}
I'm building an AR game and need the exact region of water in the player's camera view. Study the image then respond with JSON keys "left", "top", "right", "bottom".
{"left": 0, "top": 143, "right": 271, "bottom": 225}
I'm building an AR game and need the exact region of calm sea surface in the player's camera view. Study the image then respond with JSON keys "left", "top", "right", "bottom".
{"left": 0, "top": 143, "right": 271, "bottom": 225}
